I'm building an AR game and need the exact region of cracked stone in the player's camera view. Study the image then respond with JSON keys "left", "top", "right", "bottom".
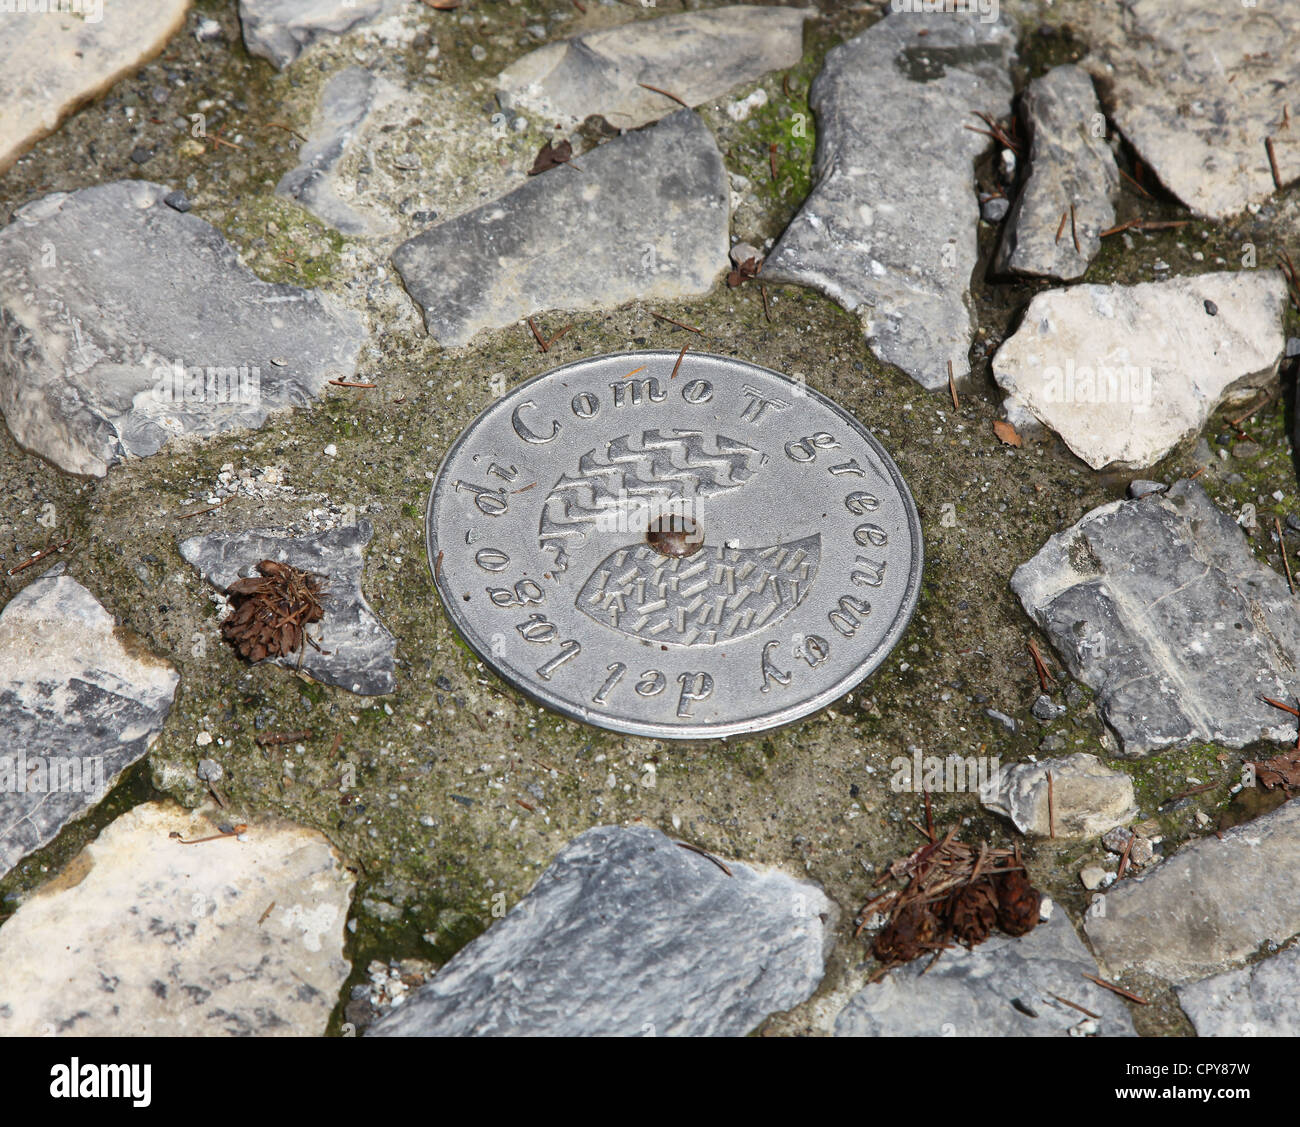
{"left": 762, "top": 8, "right": 1015, "bottom": 390}
{"left": 995, "top": 65, "right": 1118, "bottom": 280}
{"left": 179, "top": 523, "right": 396, "bottom": 696}
{"left": 369, "top": 825, "right": 834, "bottom": 1036}
{"left": 0, "top": 566, "right": 179, "bottom": 883}
{"left": 1081, "top": 0, "right": 1300, "bottom": 221}
{"left": 0, "top": 180, "right": 366, "bottom": 477}
{"left": 392, "top": 110, "right": 728, "bottom": 348}
{"left": 993, "top": 270, "right": 1288, "bottom": 470}
{"left": 1012, "top": 480, "right": 1300, "bottom": 756}
{"left": 1176, "top": 946, "right": 1300, "bottom": 1037}
{"left": 1086, "top": 798, "right": 1300, "bottom": 984}
{"left": 276, "top": 67, "right": 400, "bottom": 237}
{"left": 0, "top": 802, "right": 353, "bottom": 1035}
{"left": 496, "top": 5, "right": 810, "bottom": 132}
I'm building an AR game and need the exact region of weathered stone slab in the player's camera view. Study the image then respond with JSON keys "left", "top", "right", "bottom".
{"left": 238, "top": 0, "right": 387, "bottom": 69}
{"left": 370, "top": 825, "right": 833, "bottom": 1036}
{"left": 497, "top": 5, "right": 810, "bottom": 131}
{"left": 1081, "top": 0, "right": 1300, "bottom": 220}
{"left": 179, "top": 523, "right": 396, "bottom": 696}
{"left": 1012, "top": 481, "right": 1300, "bottom": 756}
{"left": 1086, "top": 799, "right": 1300, "bottom": 984}
{"left": 0, "top": 566, "right": 179, "bottom": 883}
{"left": 980, "top": 753, "right": 1136, "bottom": 839}
{"left": 1176, "top": 946, "right": 1300, "bottom": 1037}
{"left": 0, "top": 802, "right": 354, "bottom": 1036}
{"left": 0, "top": 0, "right": 190, "bottom": 175}
{"left": 995, "top": 65, "right": 1118, "bottom": 280}
{"left": 392, "top": 110, "right": 728, "bottom": 348}
{"left": 834, "top": 912, "right": 1135, "bottom": 1037}
{"left": 993, "top": 270, "right": 1288, "bottom": 470}
{"left": 762, "top": 9, "right": 1015, "bottom": 390}
{"left": 0, "top": 180, "right": 366, "bottom": 477}
{"left": 276, "top": 67, "right": 399, "bottom": 237}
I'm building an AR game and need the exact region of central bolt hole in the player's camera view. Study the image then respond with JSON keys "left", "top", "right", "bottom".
{"left": 646, "top": 514, "right": 703, "bottom": 559}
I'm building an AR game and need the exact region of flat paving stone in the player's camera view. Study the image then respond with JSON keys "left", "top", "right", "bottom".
{"left": 995, "top": 65, "right": 1118, "bottom": 280}
{"left": 239, "top": 0, "right": 394, "bottom": 69}
{"left": 0, "top": 566, "right": 179, "bottom": 883}
{"left": 0, "top": 802, "right": 354, "bottom": 1036}
{"left": 1176, "top": 945, "right": 1300, "bottom": 1037}
{"left": 369, "top": 824, "right": 834, "bottom": 1036}
{"left": 1082, "top": 0, "right": 1300, "bottom": 220}
{"left": 179, "top": 522, "right": 396, "bottom": 696}
{"left": 392, "top": 110, "right": 728, "bottom": 348}
{"left": 993, "top": 270, "right": 1288, "bottom": 470}
{"left": 0, "top": 0, "right": 190, "bottom": 175}
{"left": 0, "top": 180, "right": 366, "bottom": 477}
{"left": 1012, "top": 480, "right": 1300, "bottom": 756}
{"left": 762, "top": 8, "right": 1015, "bottom": 390}
{"left": 834, "top": 911, "right": 1135, "bottom": 1037}
{"left": 497, "top": 5, "right": 810, "bottom": 131}
{"left": 276, "top": 66, "right": 399, "bottom": 237}
{"left": 1086, "top": 798, "right": 1300, "bottom": 985}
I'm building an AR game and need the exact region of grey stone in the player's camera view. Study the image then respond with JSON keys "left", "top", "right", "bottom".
{"left": 162, "top": 189, "right": 192, "bottom": 212}
{"left": 0, "top": 567, "right": 179, "bottom": 883}
{"left": 0, "top": 0, "right": 189, "bottom": 176}
{"left": 0, "top": 180, "right": 366, "bottom": 477}
{"left": 980, "top": 753, "right": 1136, "bottom": 839}
{"left": 238, "top": 0, "right": 387, "bottom": 70}
{"left": 996, "top": 65, "right": 1118, "bottom": 280}
{"left": 1031, "top": 694, "right": 1065, "bottom": 721}
{"left": 985, "top": 708, "right": 1017, "bottom": 733}
{"left": 277, "top": 68, "right": 398, "bottom": 237}
{"left": 993, "top": 270, "right": 1288, "bottom": 470}
{"left": 1127, "top": 480, "right": 1165, "bottom": 499}
{"left": 392, "top": 111, "right": 728, "bottom": 348}
{"left": 1012, "top": 480, "right": 1300, "bottom": 756}
{"left": 0, "top": 802, "right": 353, "bottom": 1036}
{"left": 763, "top": 9, "right": 1016, "bottom": 390}
{"left": 1086, "top": 799, "right": 1300, "bottom": 984}
{"left": 1286, "top": 337, "right": 1300, "bottom": 359}
{"left": 497, "top": 5, "right": 810, "bottom": 131}
{"left": 981, "top": 196, "right": 1009, "bottom": 223}
{"left": 1176, "top": 946, "right": 1300, "bottom": 1037}
{"left": 179, "top": 522, "right": 396, "bottom": 696}
{"left": 370, "top": 825, "right": 833, "bottom": 1036}
{"left": 834, "top": 912, "right": 1135, "bottom": 1037}
{"left": 196, "top": 758, "right": 223, "bottom": 782}
{"left": 1080, "top": 0, "right": 1300, "bottom": 220}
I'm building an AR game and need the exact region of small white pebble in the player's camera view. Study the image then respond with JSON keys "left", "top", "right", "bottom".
{"left": 323, "top": 444, "right": 338, "bottom": 458}
{"left": 195, "top": 731, "right": 212, "bottom": 747}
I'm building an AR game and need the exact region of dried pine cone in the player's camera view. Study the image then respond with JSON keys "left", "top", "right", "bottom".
{"left": 993, "top": 868, "right": 1041, "bottom": 937}
{"left": 947, "top": 877, "right": 999, "bottom": 948}
{"left": 221, "top": 559, "right": 325, "bottom": 662}
{"left": 872, "top": 900, "right": 940, "bottom": 966}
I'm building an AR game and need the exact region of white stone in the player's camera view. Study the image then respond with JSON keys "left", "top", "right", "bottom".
{"left": 0, "top": 0, "right": 190, "bottom": 175}
{"left": 981, "top": 754, "right": 1136, "bottom": 839}
{"left": 993, "top": 270, "right": 1288, "bottom": 470}
{"left": 0, "top": 802, "right": 354, "bottom": 1035}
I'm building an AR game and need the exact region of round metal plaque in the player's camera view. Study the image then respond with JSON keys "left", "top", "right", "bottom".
{"left": 426, "top": 351, "right": 923, "bottom": 739}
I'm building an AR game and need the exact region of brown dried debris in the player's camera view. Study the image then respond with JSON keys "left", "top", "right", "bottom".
{"left": 858, "top": 833, "right": 1042, "bottom": 967}
{"left": 221, "top": 559, "right": 326, "bottom": 663}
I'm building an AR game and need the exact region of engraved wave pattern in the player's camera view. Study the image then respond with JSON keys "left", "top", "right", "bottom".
{"left": 576, "top": 535, "right": 821, "bottom": 646}
{"left": 538, "top": 430, "right": 759, "bottom": 567}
